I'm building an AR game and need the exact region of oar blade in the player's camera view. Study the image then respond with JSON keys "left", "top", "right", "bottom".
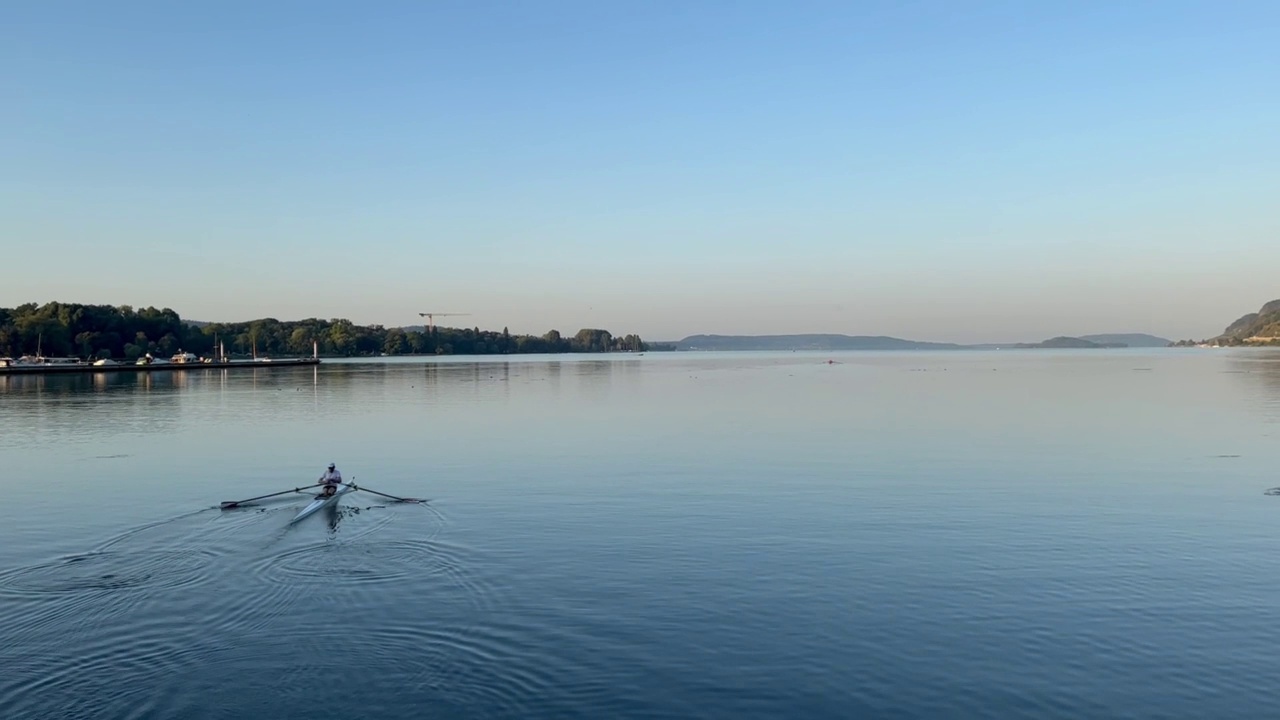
{"left": 350, "top": 484, "right": 424, "bottom": 502}
{"left": 350, "top": 484, "right": 425, "bottom": 504}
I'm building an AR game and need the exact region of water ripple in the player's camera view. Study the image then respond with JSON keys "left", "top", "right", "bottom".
{"left": 246, "top": 536, "right": 496, "bottom": 609}
{"left": 0, "top": 600, "right": 226, "bottom": 719}
{"left": 0, "top": 547, "right": 218, "bottom": 598}
{"left": 395, "top": 624, "right": 578, "bottom": 717}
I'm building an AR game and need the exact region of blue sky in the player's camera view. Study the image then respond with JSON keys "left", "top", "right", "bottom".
{"left": 2, "top": 1, "right": 1276, "bottom": 342}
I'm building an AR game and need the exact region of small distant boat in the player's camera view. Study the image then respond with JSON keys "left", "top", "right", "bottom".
{"left": 12, "top": 334, "right": 80, "bottom": 365}
{"left": 290, "top": 483, "right": 354, "bottom": 524}
{"left": 16, "top": 355, "right": 80, "bottom": 365}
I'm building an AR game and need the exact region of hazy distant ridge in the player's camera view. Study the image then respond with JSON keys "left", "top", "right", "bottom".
{"left": 1076, "top": 333, "right": 1172, "bottom": 348}
{"left": 673, "top": 333, "right": 1171, "bottom": 351}
{"left": 675, "top": 334, "right": 964, "bottom": 351}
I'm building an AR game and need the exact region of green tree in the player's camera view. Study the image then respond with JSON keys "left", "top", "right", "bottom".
{"left": 384, "top": 328, "right": 409, "bottom": 355}
{"left": 289, "top": 327, "right": 313, "bottom": 355}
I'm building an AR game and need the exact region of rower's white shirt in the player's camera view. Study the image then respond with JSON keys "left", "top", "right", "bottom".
{"left": 320, "top": 469, "right": 342, "bottom": 483}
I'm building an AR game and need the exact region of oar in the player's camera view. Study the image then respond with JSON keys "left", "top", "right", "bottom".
{"left": 220, "top": 485, "right": 316, "bottom": 509}
{"left": 350, "top": 482, "right": 425, "bottom": 504}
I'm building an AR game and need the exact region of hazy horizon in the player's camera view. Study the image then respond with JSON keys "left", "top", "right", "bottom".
{"left": 0, "top": 294, "right": 1222, "bottom": 345}
{"left": 3, "top": 2, "right": 1276, "bottom": 344}
{"left": 0, "top": 291, "right": 1266, "bottom": 344}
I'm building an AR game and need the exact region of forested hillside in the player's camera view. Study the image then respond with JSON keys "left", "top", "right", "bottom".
{"left": 0, "top": 302, "right": 649, "bottom": 360}
{"left": 1170, "top": 299, "right": 1280, "bottom": 346}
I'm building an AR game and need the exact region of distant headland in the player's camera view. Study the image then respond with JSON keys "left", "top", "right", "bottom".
{"left": 1170, "top": 299, "right": 1280, "bottom": 347}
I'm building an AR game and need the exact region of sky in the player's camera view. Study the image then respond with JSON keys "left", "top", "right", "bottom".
{"left": 2, "top": 0, "right": 1276, "bottom": 343}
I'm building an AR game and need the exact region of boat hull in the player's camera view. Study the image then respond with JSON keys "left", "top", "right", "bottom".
{"left": 291, "top": 483, "right": 354, "bottom": 524}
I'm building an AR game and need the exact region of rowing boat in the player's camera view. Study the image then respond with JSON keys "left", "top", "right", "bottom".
{"left": 291, "top": 483, "right": 355, "bottom": 524}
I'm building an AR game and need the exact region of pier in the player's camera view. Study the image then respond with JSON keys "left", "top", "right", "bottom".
{"left": 0, "top": 357, "right": 321, "bottom": 376}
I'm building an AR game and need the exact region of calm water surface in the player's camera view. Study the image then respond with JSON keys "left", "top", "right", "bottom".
{"left": 3, "top": 349, "right": 1280, "bottom": 718}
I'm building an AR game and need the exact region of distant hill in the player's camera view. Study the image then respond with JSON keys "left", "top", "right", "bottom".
{"left": 1177, "top": 299, "right": 1280, "bottom": 346}
{"left": 1012, "top": 336, "right": 1121, "bottom": 349}
{"left": 674, "top": 334, "right": 965, "bottom": 351}
{"left": 671, "top": 333, "right": 1163, "bottom": 351}
{"left": 1223, "top": 299, "right": 1280, "bottom": 340}
{"left": 1078, "top": 333, "right": 1171, "bottom": 348}
{"left": 1221, "top": 314, "right": 1259, "bottom": 338}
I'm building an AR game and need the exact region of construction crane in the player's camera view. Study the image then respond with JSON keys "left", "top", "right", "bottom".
{"left": 418, "top": 312, "right": 469, "bottom": 335}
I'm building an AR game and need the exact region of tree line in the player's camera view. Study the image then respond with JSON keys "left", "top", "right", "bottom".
{"left": 0, "top": 302, "right": 658, "bottom": 361}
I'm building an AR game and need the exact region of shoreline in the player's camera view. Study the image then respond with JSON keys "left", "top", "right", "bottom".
{"left": 0, "top": 357, "right": 321, "bottom": 376}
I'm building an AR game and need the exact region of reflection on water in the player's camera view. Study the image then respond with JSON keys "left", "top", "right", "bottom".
{"left": 1225, "top": 349, "right": 1280, "bottom": 424}
{"left": 0, "top": 371, "right": 189, "bottom": 442}
{"left": 4, "top": 350, "right": 1280, "bottom": 719}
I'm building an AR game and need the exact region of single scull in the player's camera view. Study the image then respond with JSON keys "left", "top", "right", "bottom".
{"left": 290, "top": 483, "right": 355, "bottom": 524}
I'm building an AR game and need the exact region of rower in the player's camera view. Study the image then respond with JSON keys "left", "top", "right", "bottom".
{"left": 318, "top": 463, "right": 343, "bottom": 496}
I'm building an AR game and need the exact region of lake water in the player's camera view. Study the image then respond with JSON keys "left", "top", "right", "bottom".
{"left": 3, "top": 349, "right": 1280, "bottom": 719}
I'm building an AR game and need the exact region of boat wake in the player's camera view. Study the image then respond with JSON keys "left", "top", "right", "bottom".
{"left": 250, "top": 538, "right": 448, "bottom": 585}
{"left": 0, "top": 547, "right": 218, "bottom": 598}
{"left": 0, "top": 495, "right": 562, "bottom": 719}
{"left": 0, "top": 511, "right": 232, "bottom": 719}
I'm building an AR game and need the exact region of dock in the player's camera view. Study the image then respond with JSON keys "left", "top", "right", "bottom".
{"left": 0, "top": 358, "right": 321, "bottom": 376}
